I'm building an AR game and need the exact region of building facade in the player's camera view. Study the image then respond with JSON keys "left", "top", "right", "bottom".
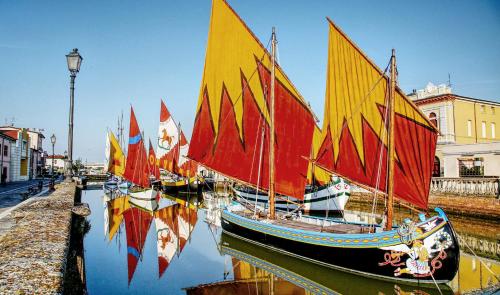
{"left": 0, "top": 132, "right": 15, "bottom": 184}
{"left": 26, "top": 129, "right": 45, "bottom": 178}
{"left": 409, "top": 83, "right": 500, "bottom": 177}
{"left": 45, "top": 155, "right": 67, "bottom": 174}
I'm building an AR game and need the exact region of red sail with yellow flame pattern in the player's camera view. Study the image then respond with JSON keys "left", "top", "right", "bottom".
{"left": 188, "top": 0, "right": 315, "bottom": 200}
{"left": 316, "top": 20, "right": 438, "bottom": 209}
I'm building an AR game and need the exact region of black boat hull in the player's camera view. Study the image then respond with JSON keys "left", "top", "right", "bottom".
{"left": 221, "top": 210, "right": 460, "bottom": 284}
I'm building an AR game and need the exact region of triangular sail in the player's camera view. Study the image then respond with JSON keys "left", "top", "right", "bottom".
{"left": 315, "top": 20, "right": 438, "bottom": 209}
{"left": 187, "top": 0, "right": 315, "bottom": 200}
{"left": 108, "top": 196, "right": 130, "bottom": 241}
{"left": 307, "top": 126, "right": 332, "bottom": 186}
{"left": 148, "top": 139, "right": 160, "bottom": 180}
{"left": 124, "top": 207, "right": 153, "bottom": 284}
{"left": 123, "top": 107, "right": 150, "bottom": 188}
{"left": 154, "top": 205, "right": 179, "bottom": 278}
{"left": 157, "top": 100, "right": 198, "bottom": 178}
{"left": 105, "top": 131, "right": 125, "bottom": 177}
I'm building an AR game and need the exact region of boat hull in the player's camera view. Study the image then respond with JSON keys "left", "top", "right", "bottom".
{"left": 233, "top": 182, "right": 349, "bottom": 213}
{"left": 129, "top": 188, "right": 160, "bottom": 212}
{"left": 221, "top": 208, "right": 460, "bottom": 284}
{"left": 162, "top": 176, "right": 199, "bottom": 193}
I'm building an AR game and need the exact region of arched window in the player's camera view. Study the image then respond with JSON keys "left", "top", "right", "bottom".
{"left": 433, "top": 156, "right": 440, "bottom": 177}
{"left": 429, "top": 112, "right": 438, "bottom": 129}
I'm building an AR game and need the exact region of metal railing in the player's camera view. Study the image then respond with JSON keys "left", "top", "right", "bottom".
{"left": 430, "top": 177, "right": 500, "bottom": 197}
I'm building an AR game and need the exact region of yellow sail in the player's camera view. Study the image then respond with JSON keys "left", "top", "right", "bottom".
{"left": 108, "top": 196, "right": 130, "bottom": 241}
{"left": 106, "top": 131, "right": 126, "bottom": 177}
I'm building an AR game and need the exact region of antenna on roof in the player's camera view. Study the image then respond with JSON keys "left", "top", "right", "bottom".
{"left": 447, "top": 73, "right": 452, "bottom": 88}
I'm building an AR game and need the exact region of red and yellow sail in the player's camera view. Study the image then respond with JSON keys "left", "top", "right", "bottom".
{"left": 148, "top": 139, "right": 160, "bottom": 180}
{"left": 124, "top": 207, "right": 153, "bottom": 284}
{"left": 123, "top": 107, "right": 150, "bottom": 188}
{"left": 316, "top": 20, "right": 438, "bottom": 209}
{"left": 107, "top": 196, "right": 130, "bottom": 241}
{"left": 307, "top": 126, "right": 332, "bottom": 186}
{"left": 188, "top": 0, "right": 315, "bottom": 200}
{"left": 105, "top": 131, "right": 125, "bottom": 177}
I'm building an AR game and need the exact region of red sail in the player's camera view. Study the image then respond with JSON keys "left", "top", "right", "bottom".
{"left": 187, "top": 0, "right": 315, "bottom": 200}
{"left": 316, "top": 20, "right": 438, "bottom": 209}
{"left": 124, "top": 207, "right": 153, "bottom": 284}
{"left": 148, "top": 139, "right": 160, "bottom": 180}
{"left": 123, "top": 107, "right": 150, "bottom": 188}
{"left": 155, "top": 205, "right": 179, "bottom": 278}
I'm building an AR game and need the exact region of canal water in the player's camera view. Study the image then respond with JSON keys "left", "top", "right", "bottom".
{"left": 81, "top": 188, "right": 500, "bottom": 294}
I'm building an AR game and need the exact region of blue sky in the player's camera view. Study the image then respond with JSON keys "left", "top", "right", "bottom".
{"left": 1, "top": 0, "right": 499, "bottom": 162}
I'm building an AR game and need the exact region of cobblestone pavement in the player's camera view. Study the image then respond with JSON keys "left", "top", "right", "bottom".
{"left": 0, "top": 182, "right": 75, "bottom": 294}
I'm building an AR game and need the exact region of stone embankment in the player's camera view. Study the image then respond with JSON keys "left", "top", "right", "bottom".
{"left": 349, "top": 192, "right": 500, "bottom": 220}
{"left": 0, "top": 182, "right": 76, "bottom": 294}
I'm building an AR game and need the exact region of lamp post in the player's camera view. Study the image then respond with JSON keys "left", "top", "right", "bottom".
{"left": 50, "top": 134, "right": 56, "bottom": 190}
{"left": 65, "top": 48, "right": 83, "bottom": 181}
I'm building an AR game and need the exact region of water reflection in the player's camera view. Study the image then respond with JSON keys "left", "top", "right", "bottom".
{"left": 103, "top": 192, "right": 198, "bottom": 284}
{"left": 83, "top": 189, "right": 499, "bottom": 294}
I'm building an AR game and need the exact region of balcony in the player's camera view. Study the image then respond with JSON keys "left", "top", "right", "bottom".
{"left": 430, "top": 177, "right": 499, "bottom": 197}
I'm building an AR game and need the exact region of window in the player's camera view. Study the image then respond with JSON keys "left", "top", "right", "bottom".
{"left": 492, "top": 123, "right": 496, "bottom": 139}
{"left": 459, "top": 158, "right": 484, "bottom": 177}
{"left": 492, "top": 107, "right": 495, "bottom": 115}
{"left": 467, "top": 120, "right": 472, "bottom": 137}
{"left": 481, "top": 121, "right": 486, "bottom": 138}
{"left": 480, "top": 105, "right": 485, "bottom": 113}
{"left": 3, "top": 145, "right": 7, "bottom": 157}
{"left": 429, "top": 112, "right": 438, "bottom": 129}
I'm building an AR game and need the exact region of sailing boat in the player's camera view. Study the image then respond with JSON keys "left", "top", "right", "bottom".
{"left": 104, "top": 130, "right": 128, "bottom": 194}
{"left": 157, "top": 100, "right": 199, "bottom": 193}
{"left": 189, "top": 0, "right": 459, "bottom": 284}
{"left": 123, "top": 106, "right": 160, "bottom": 212}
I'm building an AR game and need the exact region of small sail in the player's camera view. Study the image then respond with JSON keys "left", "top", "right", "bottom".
{"left": 315, "top": 20, "right": 438, "bottom": 209}
{"left": 187, "top": 0, "right": 316, "bottom": 200}
{"left": 108, "top": 196, "right": 130, "bottom": 241}
{"left": 154, "top": 205, "right": 179, "bottom": 278}
{"left": 124, "top": 207, "right": 153, "bottom": 284}
{"left": 105, "top": 131, "right": 125, "bottom": 177}
{"left": 148, "top": 139, "right": 160, "bottom": 180}
{"left": 157, "top": 100, "right": 198, "bottom": 178}
{"left": 123, "top": 107, "right": 150, "bottom": 188}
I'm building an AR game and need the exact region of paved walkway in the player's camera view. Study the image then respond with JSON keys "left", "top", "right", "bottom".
{"left": 0, "top": 178, "right": 60, "bottom": 215}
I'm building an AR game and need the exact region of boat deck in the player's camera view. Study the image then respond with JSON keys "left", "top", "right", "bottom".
{"left": 233, "top": 210, "right": 373, "bottom": 234}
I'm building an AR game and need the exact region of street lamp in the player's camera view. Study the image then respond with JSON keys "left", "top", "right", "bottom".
{"left": 65, "top": 48, "right": 83, "bottom": 181}
{"left": 50, "top": 134, "right": 56, "bottom": 190}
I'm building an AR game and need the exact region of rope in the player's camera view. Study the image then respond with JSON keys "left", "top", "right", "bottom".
{"left": 429, "top": 271, "right": 443, "bottom": 295}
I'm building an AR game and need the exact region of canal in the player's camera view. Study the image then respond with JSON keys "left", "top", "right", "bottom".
{"left": 81, "top": 188, "right": 499, "bottom": 294}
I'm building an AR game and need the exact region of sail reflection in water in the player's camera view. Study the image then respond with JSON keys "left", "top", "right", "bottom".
{"left": 106, "top": 193, "right": 198, "bottom": 284}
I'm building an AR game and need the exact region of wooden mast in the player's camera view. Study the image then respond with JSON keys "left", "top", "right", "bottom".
{"left": 269, "top": 27, "right": 277, "bottom": 220}
{"left": 385, "top": 49, "right": 396, "bottom": 231}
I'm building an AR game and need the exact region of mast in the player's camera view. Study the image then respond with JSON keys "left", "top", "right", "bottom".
{"left": 268, "top": 27, "right": 277, "bottom": 219}
{"left": 178, "top": 122, "right": 181, "bottom": 175}
{"left": 385, "top": 49, "right": 397, "bottom": 231}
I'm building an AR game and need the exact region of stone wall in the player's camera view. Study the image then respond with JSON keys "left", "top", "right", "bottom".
{"left": 0, "top": 182, "right": 75, "bottom": 294}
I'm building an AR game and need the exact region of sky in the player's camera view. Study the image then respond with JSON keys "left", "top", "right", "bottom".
{"left": 1, "top": 0, "right": 499, "bottom": 163}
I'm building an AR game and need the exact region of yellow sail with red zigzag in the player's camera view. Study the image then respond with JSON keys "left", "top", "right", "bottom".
{"left": 188, "top": 0, "right": 316, "bottom": 200}
{"left": 316, "top": 19, "right": 438, "bottom": 209}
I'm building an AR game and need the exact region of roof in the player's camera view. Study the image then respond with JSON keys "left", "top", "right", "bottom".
{"left": 0, "top": 131, "right": 16, "bottom": 141}
{"left": 0, "top": 130, "right": 18, "bottom": 140}
{"left": 413, "top": 93, "right": 500, "bottom": 107}
{"left": 46, "top": 154, "right": 67, "bottom": 159}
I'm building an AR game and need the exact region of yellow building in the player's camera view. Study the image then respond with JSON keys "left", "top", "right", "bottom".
{"left": 409, "top": 84, "right": 500, "bottom": 177}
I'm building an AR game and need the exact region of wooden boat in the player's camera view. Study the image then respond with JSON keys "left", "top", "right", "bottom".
{"left": 232, "top": 175, "right": 350, "bottom": 213}
{"left": 156, "top": 100, "right": 200, "bottom": 193}
{"left": 188, "top": 0, "right": 459, "bottom": 284}
{"left": 123, "top": 106, "right": 160, "bottom": 212}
